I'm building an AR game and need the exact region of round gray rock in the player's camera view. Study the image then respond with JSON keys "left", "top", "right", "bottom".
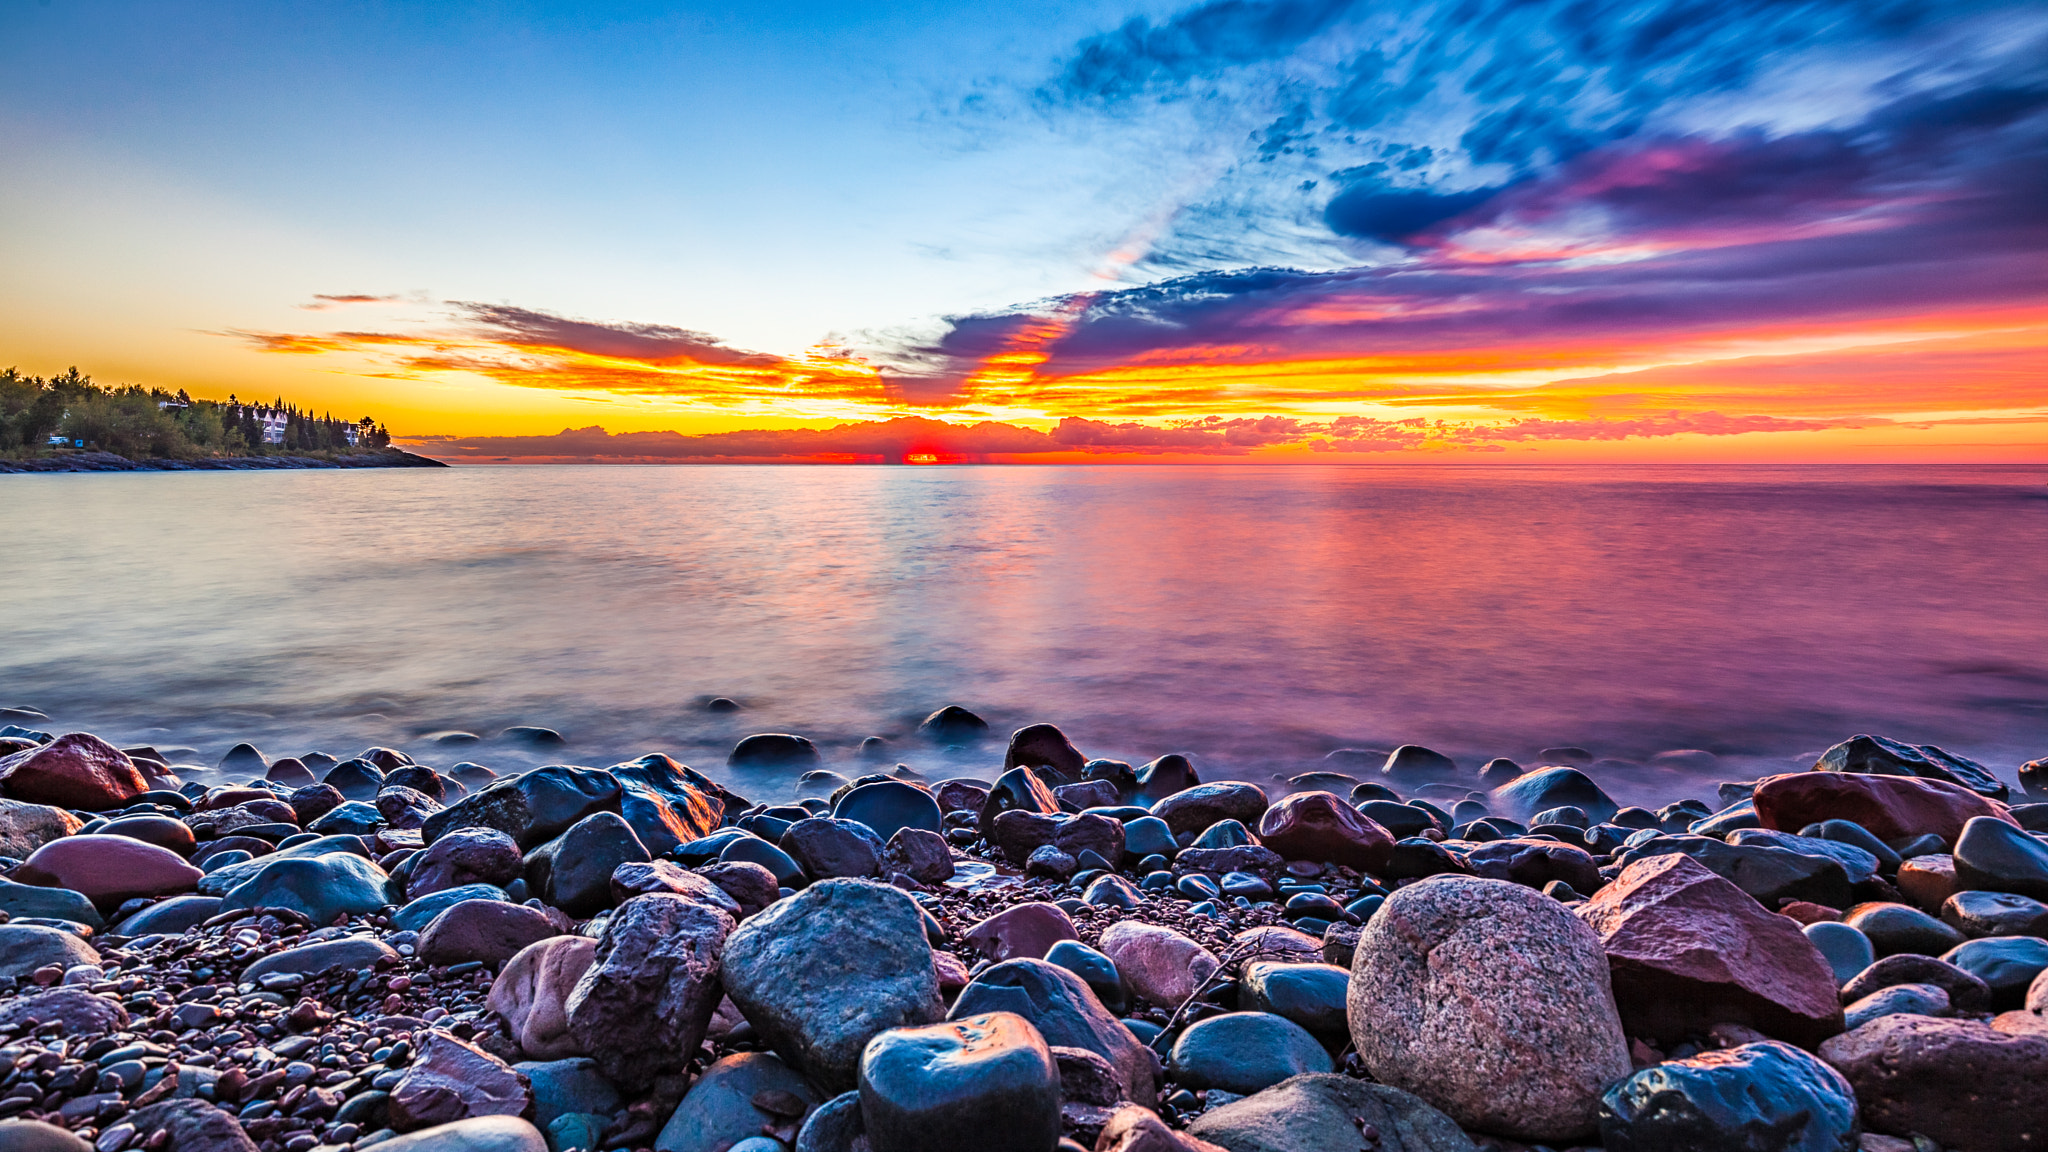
{"left": 1187, "top": 1073, "right": 1477, "bottom": 1152}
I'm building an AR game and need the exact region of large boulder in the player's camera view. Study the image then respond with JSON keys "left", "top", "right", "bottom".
{"left": 1754, "top": 771, "right": 2017, "bottom": 846}
{"left": 1491, "top": 768, "right": 1618, "bottom": 824}
{"left": 388, "top": 1031, "right": 536, "bottom": 1131}
{"left": 565, "top": 893, "right": 735, "bottom": 1090}
{"left": 408, "top": 828, "right": 525, "bottom": 900}
{"left": 1150, "top": 783, "right": 1269, "bottom": 837}
{"left": 1255, "top": 792, "right": 1393, "bottom": 872}
{"left": 1818, "top": 1014, "right": 2048, "bottom": 1151}
{"left": 1600, "top": 1041, "right": 1857, "bottom": 1152}
{"left": 488, "top": 936, "right": 598, "bottom": 1060}
{"left": 654, "top": 1051, "right": 823, "bottom": 1152}
{"left": 857, "top": 1012, "right": 1059, "bottom": 1152}
{"left": 1186, "top": 1074, "right": 1476, "bottom": 1152}
{"left": 1577, "top": 854, "right": 1845, "bottom": 1045}
{"left": 948, "top": 958, "right": 1157, "bottom": 1105}
{"left": 1349, "top": 875, "right": 1631, "bottom": 1141}
{"left": 1813, "top": 734, "right": 2008, "bottom": 800}
{"left": 0, "top": 733, "right": 148, "bottom": 810}
{"left": 216, "top": 851, "right": 389, "bottom": 924}
{"left": 419, "top": 900, "right": 561, "bottom": 967}
{"left": 525, "top": 811, "right": 650, "bottom": 917}
{"left": 422, "top": 766, "right": 624, "bottom": 850}
{"left": 0, "top": 799, "right": 83, "bottom": 860}
{"left": 15, "top": 834, "right": 203, "bottom": 911}
{"left": 1004, "top": 724, "right": 1085, "bottom": 781}
{"left": 722, "top": 879, "right": 944, "bottom": 1094}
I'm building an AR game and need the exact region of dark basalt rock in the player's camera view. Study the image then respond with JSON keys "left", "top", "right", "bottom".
{"left": 1130, "top": 755, "right": 1199, "bottom": 807}
{"left": 1358, "top": 801, "right": 1436, "bottom": 839}
{"left": 1952, "top": 815, "right": 2048, "bottom": 901}
{"left": 1492, "top": 768, "right": 1619, "bottom": 825}
{"left": 1238, "top": 960, "right": 1350, "bottom": 1038}
{"left": 780, "top": 817, "right": 885, "bottom": 880}
{"left": 833, "top": 780, "right": 943, "bottom": 842}
{"left": 1730, "top": 829, "right": 1882, "bottom": 886}
{"left": 728, "top": 733, "right": 822, "bottom": 770}
{"left": 1843, "top": 902, "right": 1965, "bottom": 957}
{"left": 917, "top": 705, "right": 991, "bottom": 747}
{"left": 1466, "top": 838, "right": 1602, "bottom": 894}
{"left": 409, "top": 827, "right": 525, "bottom": 900}
{"left": 1939, "top": 936, "right": 2048, "bottom": 1010}
{"left": 422, "top": 765, "right": 624, "bottom": 850}
{"left": 1600, "top": 1041, "right": 1858, "bottom": 1152}
{"left": 524, "top": 811, "right": 650, "bottom": 918}
{"left": 322, "top": 759, "right": 386, "bottom": 801}
{"left": 1942, "top": 889, "right": 2048, "bottom": 938}
{"left": 1004, "top": 724, "right": 1085, "bottom": 780}
{"left": 857, "top": 1012, "right": 1060, "bottom": 1152}
{"left": 1380, "top": 837, "right": 1469, "bottom": 881}
{"left": 1168, "top": 1011, "right": 1332, "bottom": 1096}
{"left": 949, "top": 957, "right": 1157, "bottom": 1105}
{"left": 1150, "top": 783, "right": 1271, "bottom": 837}
{"left": 1379, "top": 744, "right": 1458, "bottom": 784}
{"left": 1617, "top": 835, "right": 1854, "bottom": 909}
{"left": 1838, "top": 953, "right": 1992, "bottom": 1013}
{"left": 1186, "top": 1073, "right": 1477, "bottom": 1152}
{"left": 718, "top": 834, "right": 805, "bottom": 888}
{"left": 393, "top": 883, "right": 508, "bottom": 933}
{"left": 1082, "top": 759, "right": 1140, "bottom": 802}
{"left": 1814, "top": 734, "right": 2008, "bottom": 800}
{"left": 216, "top": 851, "right": 389, "bottom": 924}
{"left": 1803, "top": 922, "right": 1876, "bottom": 986}
{"left": 565, "top": 892, "right": 735, "bottom": 1091}
{"left": 1040, "top": 941, "right": 1130, "bottom": 1017}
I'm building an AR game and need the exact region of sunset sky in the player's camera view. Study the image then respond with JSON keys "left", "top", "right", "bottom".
{"left": 2, "top": 0, "right": 2043, "bottom": 461}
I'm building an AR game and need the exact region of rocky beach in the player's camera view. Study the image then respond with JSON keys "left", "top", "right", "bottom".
{"left": 0, "top": 710, "right": 2044, "bottom": 1152}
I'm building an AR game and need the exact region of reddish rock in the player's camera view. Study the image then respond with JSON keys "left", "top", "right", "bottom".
{"left": 1228, "top": 925, "right": 1323, "bottom": 964}
{"left": 377, "top": 785, "right": 444, "bottom": 829}
{"left": 0, "top": 733, "right": 147, "bottom": 810}
{"left": 1005, "top": 723, "right": 1087, "bottom": 780}
{"left": 126, "top": 1101, "right": 257, "bottom": 1152}
{"left": 565, "top": 892, "right": 736, "bottom": 1091}
{"left": 964, "top": 902, "right": 1079, "bottom": 962}
{"left": 418, "top": 900, "right": 561, "bottom": 967}
{"left": 0, "top": 799, "right": 84, "bottom": 860}
{"left": 609, "top": 859, "right": 743, "bottom": 916}
{"left": 1098, "top": 921, "right": 1218, "bottom": 1009}
{"left": 1577, "top": 853, "right": 1844, "bottom": 1046}
{"left": 1753, "top": 771, "right": 2017, "bottom": 847}
{"left": 1819, "top": 1014, "right": 2048, "bottom": 1152}
{"left": 487, "top": 935, "right": 596, "bottom": 1060}
{"left": 933, "top": 779, "right": 990, "bottom": 815}
{"left": 16, "top": 834, "right": 204, "bottom": 912}
{"left": 0, "top": 987, "right": 129, "bottom": 1034}
{"left": 387, "top": 1030, "right": 534, "bottom": 1131}
{"left": 1778, "top": 901, "right": 1843, "bottom": 925}
{"left": 407, "top": 826, "right": 524, "bottom": 899}
{"left": 1897, "top": 854, "right": 1962, "bottom": 913}
{"left": 1150, "top": 782, "right": 1270, "bottom": 837}
{"left": 1256, "top": 791, "right": 1394, "bottom": 872}
{"left": 264, "top": 757, "right": 316, "bottom": 788}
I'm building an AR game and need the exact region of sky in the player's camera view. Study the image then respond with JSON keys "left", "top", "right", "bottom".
{"left": 2, "top": 0, "right": 2044, "bottom": 462}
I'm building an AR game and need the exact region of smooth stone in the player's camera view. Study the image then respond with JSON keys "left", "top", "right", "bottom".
{"left": 0, "top": 733, "right": 148, "bottom": 810}
{"left": 0, "top": 923, "right": 100, "bottom": 980}
{"left": 1491, "top": 768, "right": 1619, "bottom": 824}
{"left": 722, "top": 878, "right": 944, "bottom": 1094}
{"left": 15, "top": 834, "right": 202, "bottom": 911}
{"left": 1843, "top": 902, "right": 1965, "bottom": 957}
{"left": 121, "top": 1102, "right": 257, "bottom": 1152}
{"left": 323, "top": 759, "right": 386, "bottom": 801}
{"left": 287, "top": 783, "right": 346, "bottom": 825}
{"left": 1599, "top": 1040, "right": 1857, "bottom": 1152}
{"left": 1728, "top": 829, "right": 1881, "bottom": 885}
{"left": 487, "top": 936, "right": 598, "bottom": 1060}
{"left": 1818, "top": 1015, "right": 2048, "bottom": 1151}
{"left": 982, "top": 767, "right": 1063, "bottom": 829}
{"left": 653, "top": 1051, "right": 821, "bottom": 1152}
{"left": 781, "top": 817, "right": 885, "bottom": 881}
{"left": 565, "top": 893, "right": 735, "bottom": 1090}
{"left": 1943, "top": 889, "right": 2048, "bottom": 938}
{"left": 1149, "top": 783, "right": 1269, "bottom": 837}
{"left": 513, "top": 1058, "right": 621, "bottom": 1132}
{"left": 834, "top": 781, "right": 943, "bottom": 842}
{"left": 1120, "top": 816, "right": 1177, "bottom": 861}
{"left": 949, "top": 957, "right": 1157, "bottom": 1105}
{"left": 1186, "top": 1074, "right": 1476, "bottom": 1152}
{"left": 1356, "top": 800, "right": 1435, "bottom": 839}
{"left": 1238, "top": 961, "right": 1350, "bottom": 1037}
{"left": 244, "top": 935, "right": 398, "bottom": 981}
{"left": 1615, "top": 834, "right": 1852, "bottom": 909}
{"left": 1351, "top": 875, "right": 1631, "bottom": 1140}
{"left": 917, "top": 705, "right": 990, "bottom": 745}
{"left": 1130, "top": 754, "right": 1199, "bottom": 807}
{"left": 111, "top": 893, "right": 220, "bottom": 935}
{"left": 963, "top": 902, "right": 1079, "bottom": 962}
{"left": 0, "top": 1120, "right": 92, "bottom": 1152}
{"left": 1042, "top": 940, "right": 1130, "bottom": 1016}
{"left": 1844, "top": 982, "right": 1951, "bottom": 1030}
{"left": 1255, "top": 791, "right": 1394, "bottom": 872}
{"left": 1168, "top": 1011, "right": 1332, "bottom": 1095}
{"left": 1839, "top": 953, "right": 1993, "bottom": 1013}
{"left": 1939, "top": 936, "right": 2048, "bottom": 1010}
{"left": 1803, "top": 922, "right": 1876, "bottom": 986}
{"left": 692, "top": 861, "right": 780, "bottom": 917}
{"left": 0, "top": 987, "right": 128, "bottom": 1035}
{"left": 422, "top": 766, "right": 624, "bottom": 851}
{"left": 420, "top": 900, "right": 561, "bottom": 967}
{"left": 1004, "top": 723, "right": 1086, "bottom": 780}
{"left": 0, "top": 876, "right": 104, "bottom": 930}
{"left": 97, "top": 813, "right": 198, "bottom": 856}
{"left": 217, "top": 851, "right": 389, "bottom": 924}
{"left": 524, "top": 811, "right": 650, "bottom": 918}
{"left": 357, "top": 1117, "right": 548, "bottom": 1152}
{"left": 729, "top": 733, "right": 822, "bottom": 770}
{"left": 1753, "top": 771, "right": 2016, "bottom": 846}
{"left": 857, "top": 1011, "right": 1060, "bottom": 1152}
{"left": 1800, "top": 819, "right": 1903, "bottom": 872}
{"left": 1098, "top": 921, "right": 1218, "bottom": 1009}
{"left": 1083, "top": 873, "right": 1143, "bottom": 910}
{"left": 394, "top": 884, "right": 509, "bottom": 933}
{"left": 719, "top": 834, "right": 805, "bottom": 888}
{"left": 1952, "top": 815, "right": 2048, "bottom": 900}
{"left": 1191, "top": 819, "right": 1252, "bottom": 850}
{"left": 308, "top": 800, "right": 383, "bottom": 834}
{"left": 1813, "top": 734, "right": 2007, "bottom": 800}
{"left": 1464, "top": 837, "right": 1602, "bottom": 894}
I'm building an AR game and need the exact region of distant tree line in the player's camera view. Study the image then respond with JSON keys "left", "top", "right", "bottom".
{"left": 0, "top": 367, "right": 390, "bottom": 460}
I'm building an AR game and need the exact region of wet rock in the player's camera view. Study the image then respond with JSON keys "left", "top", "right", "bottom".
{"left": 1940, "top": 936, "right": 2048, "bottom": 1009}
{"left": 949, "top": 957, "right": 1158, "bottom": 1105}
{"left": 608, "top": 859, "right": 742, "bottom": 915}
{"left": 379, "top": 784, "right": 446, "bottom": 829}
{"left": 0, "top": 986, "right": 127, "bottom": 1034}
{"left": 1150, "top": 783, "right": 1269, "bottom": 837}
{"left": 1840, "top": 953, "right": 1992, "bottom": 1013}
{"left": 420, "top": 899, "right": 561, "bottom": 967}
{"left": 395, "top": 883, "right": 507, "bottom": 932}
{"left": 306, "top": 799, "right": 381, "bottom": 834}
{"left": 111, "top": 892, "right": 221, "bottom": 935}
{"left": 1465, "top": 837, "right": 1602, "bottom": 893}
{"left": 1844, "top": 982, "right": 1951, "bottom": 1029}
{"left": 983, "top": 767, "right": 1063, "bottom": 829}
{"left": 1055, "top": 780, "right": 1121, "bottom": 811}
{"left": 1175, "top": 844, "right": 1284, "bottom": 879}
{"left": 1351, "top": 874, "right": 1631, "bottom": 1140}
{"left": 654, "top": 1051, "right": 822, "bottom": 1152}
{"left": 730, "top": 733, "right": 823, "bottom": 770}
{"left": 1491, "top": 767, "right": 1619, "bottom": 824}
{"left": 989, "top": 809, "right": 1062, "bottom": 865}
{"left": 388, "top": 1031, "right": 537, "bottom": 1131}
{"left": 1238, "top": 961, "right": 1349, "bottom": 1038}
{"left": 324, "top": 759, "right": 386, "bottom": 801}
{"left": 525, "top": 811, "right": 650, "bottom": 918}
{"left": 1753, "top": 771, "right": 2016, "bottom": 846}
{"left": 1943, "top": 889, "right": 2048, "bottom": 938}
{"left": 1819, "top": 1014, "right": 2048, "bottom": 1151}
{"left": 515, "top": 1056, "right": 621, "bottom": 1132}
{"left": 933, "top": 779, "right": 990, "bottom": 815}
{"left": 125, "top": 1100, "right": 258, "bottom": 1152}
{"left": 883, "top": 827, "right": 955, "bottom": 884}
{"left": 1729, "top": 829, "right": 1883, "bottom": 886}
{"left": 693, "top": 860, "right": 780, "bottom": 917}
{"left": 1254, "top": 791, "right": 1394, "bottom": 872}
{"left": 410, "top": 827, "right": 526, "bottom": 900}
{"left": 834, "top": 780, "right": 943, "bottom": 842}
{"left": 0, "top": 733, "right": 148, "bottom": 809}
{"left": 1896, "top": 853, "right": 1962, "bottom": 912}
{"left": 1952, "top": 815, "right": 2048, "bottom": 900}
{"left": 781, "top": 817, "right": 885, "bottom": 880}
{"left": 1168, "top": 1011, "right": 1332, "bottom": 1095}
{"left": 1842, "top": 902, "right": 1964, "bottom": 957}
{"left": 722, "top": 878, "right": 945, "bottom": 1094}
{"left": 1813, "top": 734, "right": 2008, "bottom": 800}
{"left": 1599, "top": 1041, "right": 1857, "bottom": 1152}
{"left": 1131, "top": 755, "right": 1200, "bottom": 807}
{"left": 488, "top": 935, "right": 599, "bottom": 1060}
{"left": 1186, "top": 1074, "right": 1476, "bottom": 1152}
{"left": 1803, "top": 921, "right": 1876, "bottom": 985}
{"left": 217, "top": 850, "right": 389, "bottom": 924}
{"left": 422, "top": 766, "right": 624, "bottom": 851}
{"left": 1358, "top": 800, "right": 1437, "bottom": 839}
{"left": 566, "top": 892, "right": 735, "bottom": 1090}
{"left": 1579, "top": 854, "right": 1843, "bottom": 1044}
{"left": 366, "top": 1116, "right": 548, "bottom": 1152}
{"left": 1005, "top": 724, "right": 1086, "bottom": 781}
{"left": 1616, "top": 834, "right": 1853, "bottom": 909}
{"left": 0, "top": 1121, "right": 91, "bottom": 1152}
{"left": 1099, "top": 921, "right": 1218, "bottom": 1009}
{"left": 1027, "top": 844, "right": 1077, "bottom": 880}
{"left": 1379, "top": 745, "right": 1459, "bottom": 785}
{"left": 718, "top": 835, "right": 804, "bottom": 888}
{"left": 244, "top": 934, "right": 398, "bottom": 981}
{"left": 285, "top": 782, "right": 345, "bottom": 825}
{"left": 0, "top": 798, "right": 83, "bottom": 860}
{"left": 15, "top": 833, "right": 203, "bottom": 911}
{"left": 0, "top": 876, "right": 103, "bottom": 929}
{"left": 612, "top": 753, "right": 730, "bottom": 855}
{"left": 918, "top": 705, "right": 990, "bottom": 746}
{"left": 0, "top": 923, "right": 100, "bottom": 980}
{"left": 857, "top": 1011, "right": 1060, "bottom": 1152}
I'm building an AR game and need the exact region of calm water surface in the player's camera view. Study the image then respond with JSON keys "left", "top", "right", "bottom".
{"left": 4, "top": 464, "right": 2045, "bottom": 806}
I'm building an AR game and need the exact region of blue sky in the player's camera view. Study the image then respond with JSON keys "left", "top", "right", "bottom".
{"left": 2, "top": 0, "right": 2043, "bottom": 456}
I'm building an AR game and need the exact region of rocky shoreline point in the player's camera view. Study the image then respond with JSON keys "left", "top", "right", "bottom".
{"left": 0, "top": 450, "right": 447, "bottom": 474}
{"left": 0, "top": 712, "right": 2044, "bottom": 1152}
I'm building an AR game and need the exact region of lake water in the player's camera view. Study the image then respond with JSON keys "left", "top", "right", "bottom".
{"left": 4, "top": 464, "right": 2045, "bottom": 807}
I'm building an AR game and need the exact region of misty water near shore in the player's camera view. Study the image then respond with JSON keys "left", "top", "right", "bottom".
{"left": 4, "top": 463, "right": 2044, "bottom": 808}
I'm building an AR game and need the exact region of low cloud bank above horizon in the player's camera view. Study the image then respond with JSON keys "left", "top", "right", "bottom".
{"left": 234, "top": 0, "right": 2048, "bottom": 454}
